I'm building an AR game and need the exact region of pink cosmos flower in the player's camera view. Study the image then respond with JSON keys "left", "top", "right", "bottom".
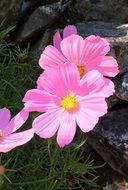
{"left": 39, "top": 33, "right": 119, "bottom": 79}
{"left": 0, "top": 108, "right": 34, "bottom": 153}
{"left": 23, "top": 64, "right": 108, "bottom": 148}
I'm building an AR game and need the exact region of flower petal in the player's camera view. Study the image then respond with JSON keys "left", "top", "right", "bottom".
{"left": 79, "top": 95, "right": 107, "bottom": 117}
{"left": 85, "top": 35, "right": 110, "bottom": 55}
{"left": 60, "top": 34, "right": 85, "bottom": 64}
{"left": 63, "top": 25, "right": 77, "bottom": 38}
{"left": 76, "top": 108, "right": 99, "bottom": 133}
{"left": 0, "top": 108, "right": 11, "bottom": 129}
{"left": 57, "top": 112, "right": 76, "bottom": 148}
{"left": 97, "top": 56, "right": 119, "bottom": 77}
{"left": 23, "top": 89, "right": 59, "bottom": 112}
{"left": 102, "top": 78, "right": 115, "bottom": 97}
{"left": 53, "top": 31, "right": 62, "bottom": 51}
{"left": 39, "top": 45, "right": 66, "bottom": 69}
{"left": 33, "top": 109, "right": 62, "bottom": 138}
{"left": 0, "top": 128, "right": 34, "bottom": 153}
{"left": 37, "top": 64, "right": 80, "bottom": 97}
{"left": 4, "top": 109, "right": 29, "bottom": 135}
{"left": 37, "top": 69, "right": 68, "bottom": 97}
{"left": 78, "top": 70, "right": 104, "bottom": 96}
{"left": 80, "top": 37, "right": 105, "bottom": 63}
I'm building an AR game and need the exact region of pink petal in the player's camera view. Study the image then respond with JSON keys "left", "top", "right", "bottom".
{"left": 23, "top": 89, "right": 59, "bottom": 112}
{"left": 86, "top": 35, "right": 110, "bottom": 55}
{"left": 37, "top": 69, "right": 68, "bottom": 97}
{"left": 59, "top": 64, "right": 80, "bottom": 93}
{"left": 37, "top": 64, "right": 80, "bottom": 97}
{"left": 76, "top": 108, "right": 99, "bottom": 133}
{"left": 81, "top": 37, "right": 105, "bottom": 63}
{"left": 63, "top": 25, "right": 77, "bottom": 38}
{"left": 39, "top": 45, "right": 66, "bottom": 69}
{"left": 53, "top": 31, "right": 62, "bottom": 51}
{"left": 97, "top": 56, "right": 119, "bottom": 77}
{"left": 0, "top": 128, "right": 34, "bottom": 153}
{"left": 79, "top": 95, "right": 107, "bottom": 117}
{"left": 60, "top": 34, "right": 85, "bottom": 64}
{"left": 4, "top": 109, "right": 29, "bottom": 135}
{"left": 78, "top": 70, "right": 104, "bottom": 96}
{"left": 0, "top": 108, "right": 11, "bottom": 129}
{"left": 33, "top": 109, "right": 62, "bottom": 138}
{"left": 57, "top": 112, "right": 76, "bottom": 148}
{"left": 102, "top": 78, "right": 115, "bottom": 97}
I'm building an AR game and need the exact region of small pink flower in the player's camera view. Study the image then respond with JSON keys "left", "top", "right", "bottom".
{"left": 0, "top": 108, "right": 34, "bottom": 153}
{"left": 23, "top": 64, "right": 108, "bottom": 148}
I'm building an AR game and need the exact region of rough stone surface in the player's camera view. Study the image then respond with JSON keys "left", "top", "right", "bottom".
{"left": 30, "top": 29, "right": 53, "bottom": 60}
{"left": 115, "top": 73, "right": 128, "bottom": 101}
{"left": 86, "top": 106, "right": 128, "bottom": 179}
{"left": 15, "top": 0, "right": 71, "bottom": 42}
{"left": 75, "top": 0, "right": 128, "bottom": 22}
{"left": 106, "top": 95, "right": 121, "bottom": 110}
{"left": 0, "top": 0, "right": 22, "bottom": 27}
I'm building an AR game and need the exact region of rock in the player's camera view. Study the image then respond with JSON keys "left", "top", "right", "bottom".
{"left": 15, "top": 0, "right": 71, "bottom": 42}
{"left": 0, "top": 0, "right": 22, "bottom": 27}
{"left": 86, "top": 107, "right": 128, "bottom": 179}
{"left": 75, "top": 0, "right": 128, "bottom": 22}
{"left": 103, "top": 184, "right": 117, "bottom": 190}
{"left": 30, "top": 29, "right": 53, "bottom": 60}
{"left": 115, "top": 73, "right": 128, "bottom": 101}
{"left": 106, "top": 95, "right": 121, "bottom": 111}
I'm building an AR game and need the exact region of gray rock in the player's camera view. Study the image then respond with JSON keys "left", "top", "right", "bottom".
{"left": 106, "top": 95, "right": 121, "bottom": 110}
{"left": 16, "top": 0, "right": 71, "bottom": 42}
{"left": 0, "top": 0, "right": 22, "bottom": 27}
{"left": 86, "top": 107, "right": 128, "bottom": 179}
{"left": 115, "top": 73, "right": 128, "bottom": 101}
{"left": 103, "top": 184, "right": 117, "bottom": 190}
{"left": 30, "top": 29, "right": 53, "bottom": 60}
{"left": 75, "top": 0, "right": 128, "bottom": 22}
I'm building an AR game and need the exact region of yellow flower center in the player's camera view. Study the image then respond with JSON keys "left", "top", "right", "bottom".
{"left": 61, "top": 94, "right": 78, "bottom": 112}
{"left": 0, "top": 130, "right": 4, "bottom": 138}
{"left": 77, "top": 64, "right": 86, "bottom": 78}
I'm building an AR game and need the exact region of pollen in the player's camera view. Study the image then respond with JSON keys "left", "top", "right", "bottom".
{"left": 77, "top": 64, "right": 86, "bottom": 78}
{"left": 0, "top": 130, "right": 4, "bottom": 138}
{"left": 61, "top": 94, "right": 78, "bottom": 112}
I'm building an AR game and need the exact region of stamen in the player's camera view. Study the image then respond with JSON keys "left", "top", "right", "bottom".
{"left": 61, "top": 94, "right": 78, "bottom": 112}
{"left": 77, "top": 64, "right": 86, "bottom": 78}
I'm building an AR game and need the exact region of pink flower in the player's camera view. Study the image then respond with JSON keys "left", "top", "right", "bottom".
{"left": 53, "top": 25, "right": 77, "bottom": 51}
{"left": 39, "top": 33, "right": 119, "bottom": 78}
{"left": 0, "top": 108, "right": 34, "bottom": 153}
{"left": 23, "top": 64, "right": 108, "bottom": 148}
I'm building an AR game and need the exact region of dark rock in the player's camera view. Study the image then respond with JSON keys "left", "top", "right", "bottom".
{"left": 86, "top": 107, "right": 128, "bottom": 179}
{"left": 15, "top": 0, "right": 71, "bottom": 42}
{"left": 106, "top": 95, "right": 121, "bottom": 110}
{"left": 30, "top": 29, "right": 53, "bottom": 60}
{"left": 0, "top": 0, "right": 22, "bottom": 27}
{"left": 75, "top": 0, "right": 128, "bottom": 22}
{"left": 115, "top": 73, "right": 128, "bottom": 101}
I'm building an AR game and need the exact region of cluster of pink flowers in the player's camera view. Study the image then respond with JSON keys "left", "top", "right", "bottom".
{"left": 0, "top": 25, "right": 119, "bottom": 152}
